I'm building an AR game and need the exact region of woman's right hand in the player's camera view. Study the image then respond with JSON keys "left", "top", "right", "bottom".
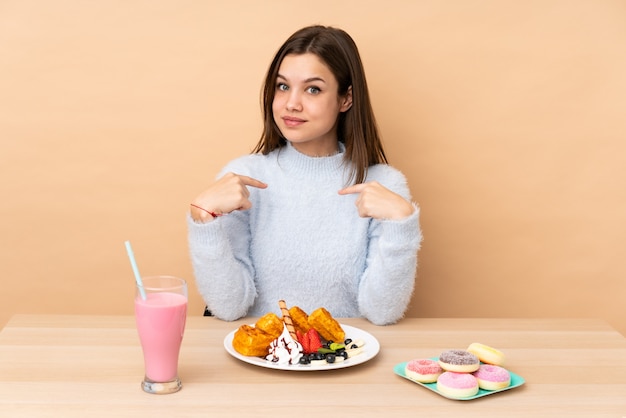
{"left": 190, "top": 172, "right": 267, "bottom": 223}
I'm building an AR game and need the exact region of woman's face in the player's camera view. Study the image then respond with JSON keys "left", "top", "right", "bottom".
{"left": 272, "top": 53, "right": 352, "bottom": 157}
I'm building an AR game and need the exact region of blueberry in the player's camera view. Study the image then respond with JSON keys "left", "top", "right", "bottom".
{"left": 299, "top": 356, "right": 310, "bottom": 365}
{"left": 326, "top": 354, "right": 336, "bottom": 363}
{"left": 344, "top": 338, "right": 353, "bottom": 345}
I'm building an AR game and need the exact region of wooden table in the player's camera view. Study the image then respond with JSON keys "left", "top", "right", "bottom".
{"left": 1, "top": 315, "right": 625, "bottom": 417}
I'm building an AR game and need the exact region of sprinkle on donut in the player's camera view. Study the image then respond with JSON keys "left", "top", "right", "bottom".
{"left": 405, "top": 358, "right": 443, "bottom": 383}
{"left": 436, "top": 371, "right": 479, "bottom": 399}
{"left": 438, "top": 349, "right": 480, "bottom": 373}
{"left": 472, "top": 364, "right": 511, "bottom": 390}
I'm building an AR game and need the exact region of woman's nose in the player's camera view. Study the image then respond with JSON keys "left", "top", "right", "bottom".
{"left": 286, "top": 92, "right": 302, "bottom": 111}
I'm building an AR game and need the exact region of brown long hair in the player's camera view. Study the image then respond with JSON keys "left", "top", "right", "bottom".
{"left": 252, "top": 25, "right": 387, "bottom": 185}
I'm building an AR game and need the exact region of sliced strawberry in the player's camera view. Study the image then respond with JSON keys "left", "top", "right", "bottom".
{"left": 307, "top": 328, "right": 323, "bottom": 353}
{"left": 297, "top": 330, "right": 310, "bottom": 353}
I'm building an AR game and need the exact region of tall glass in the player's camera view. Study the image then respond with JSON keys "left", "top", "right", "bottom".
{"left": 134, "top": 275, "right": 187, "bottom": 394}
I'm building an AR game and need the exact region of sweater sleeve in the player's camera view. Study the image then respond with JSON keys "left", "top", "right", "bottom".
{"left": 187, "top": 210, "right": 257, "bottom": 321}
{"left": 357, "top": 167, "right": 423, "bottom": 325}
{"left": 187, "top": 157, "right": 260, "bottom": 321}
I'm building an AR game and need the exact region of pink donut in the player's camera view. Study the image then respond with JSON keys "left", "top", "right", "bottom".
{"left": 436, "top": 371, "right": 479, "bottom": 399}
{"left": 472, "top": 364, "right": 511, "bottom": 390}
{"left": 405, "top": 359, "right": 443, "bottom": 383}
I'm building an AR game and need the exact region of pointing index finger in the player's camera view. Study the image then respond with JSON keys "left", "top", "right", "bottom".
{"left": 240, "top": 175, "right": 268, "bottom": 189}
{"left": 338, "top": 183, "right": 366, "bottom": 195}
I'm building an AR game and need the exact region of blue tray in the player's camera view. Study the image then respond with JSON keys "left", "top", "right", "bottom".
{"left": 394, "top": 359, "right": 525, "bottom": 400}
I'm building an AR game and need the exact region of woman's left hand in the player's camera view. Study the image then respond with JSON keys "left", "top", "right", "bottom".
{"left": 338, "top": 181, "right": 414, "bottom": 220}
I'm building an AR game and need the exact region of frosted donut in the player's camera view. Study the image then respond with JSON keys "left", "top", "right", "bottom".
{"left": 467, "top": 342, "right": 506, "bottom": 366}
{"left": 472, "top": 364, "right": 511, "bottom": 390}
{"left": 405, "top": 359, "right": 443, "bottom": 383}
{"left": 436, "top": 371, "right": 479, "bottom": 399}
{"left": 438, "top": 349, "right": 480, "bottom": 373}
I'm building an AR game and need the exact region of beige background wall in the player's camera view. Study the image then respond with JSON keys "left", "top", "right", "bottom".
{"left": 1, "top": 1, "right": 625, "bottom": 334}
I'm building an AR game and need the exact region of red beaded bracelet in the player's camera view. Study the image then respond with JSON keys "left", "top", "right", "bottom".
{"left": 190, "top": 203, "right": 222, "bottom": 219}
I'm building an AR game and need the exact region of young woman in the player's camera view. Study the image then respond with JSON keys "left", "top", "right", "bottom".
{"left": 188, "top": 25, "right": 422, "bottom": 325}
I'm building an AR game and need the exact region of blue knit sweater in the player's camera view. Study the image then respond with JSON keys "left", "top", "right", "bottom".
{"left": 187, "top": 141, "right": 422, "bottom": 325}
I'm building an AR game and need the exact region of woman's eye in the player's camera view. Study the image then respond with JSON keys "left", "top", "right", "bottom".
{"left": 276, "top": 83, "right": 289, "bottom": 92}
{"left": 307, "top": 86, "right": 321, "bottom": 94}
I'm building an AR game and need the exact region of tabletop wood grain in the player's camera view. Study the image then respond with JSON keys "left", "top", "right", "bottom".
{"left": 1, "top": 315, "right": 625, "bottom": 417}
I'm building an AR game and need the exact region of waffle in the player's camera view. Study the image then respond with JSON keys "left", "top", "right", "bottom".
{"left": 307, "top": 307, "right": 345, "bottom": 342}
{"left": 289, "top": 305, "right": 311, "bottom": 335}
{"left": 232, "top": 312, "right": 283, "bottom": 357}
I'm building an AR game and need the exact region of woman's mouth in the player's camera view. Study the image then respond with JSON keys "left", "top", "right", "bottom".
{"left": 282, "top": 116, "right": 306, "bottom": 127}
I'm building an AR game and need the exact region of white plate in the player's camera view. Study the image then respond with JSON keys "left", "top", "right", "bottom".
{"left": 224, "top": 324, "right": 380, "bottom": 371}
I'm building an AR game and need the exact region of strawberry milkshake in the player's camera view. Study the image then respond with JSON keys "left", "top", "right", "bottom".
{"left": 135, "top": 275, "right": 187, "bottom": 394}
